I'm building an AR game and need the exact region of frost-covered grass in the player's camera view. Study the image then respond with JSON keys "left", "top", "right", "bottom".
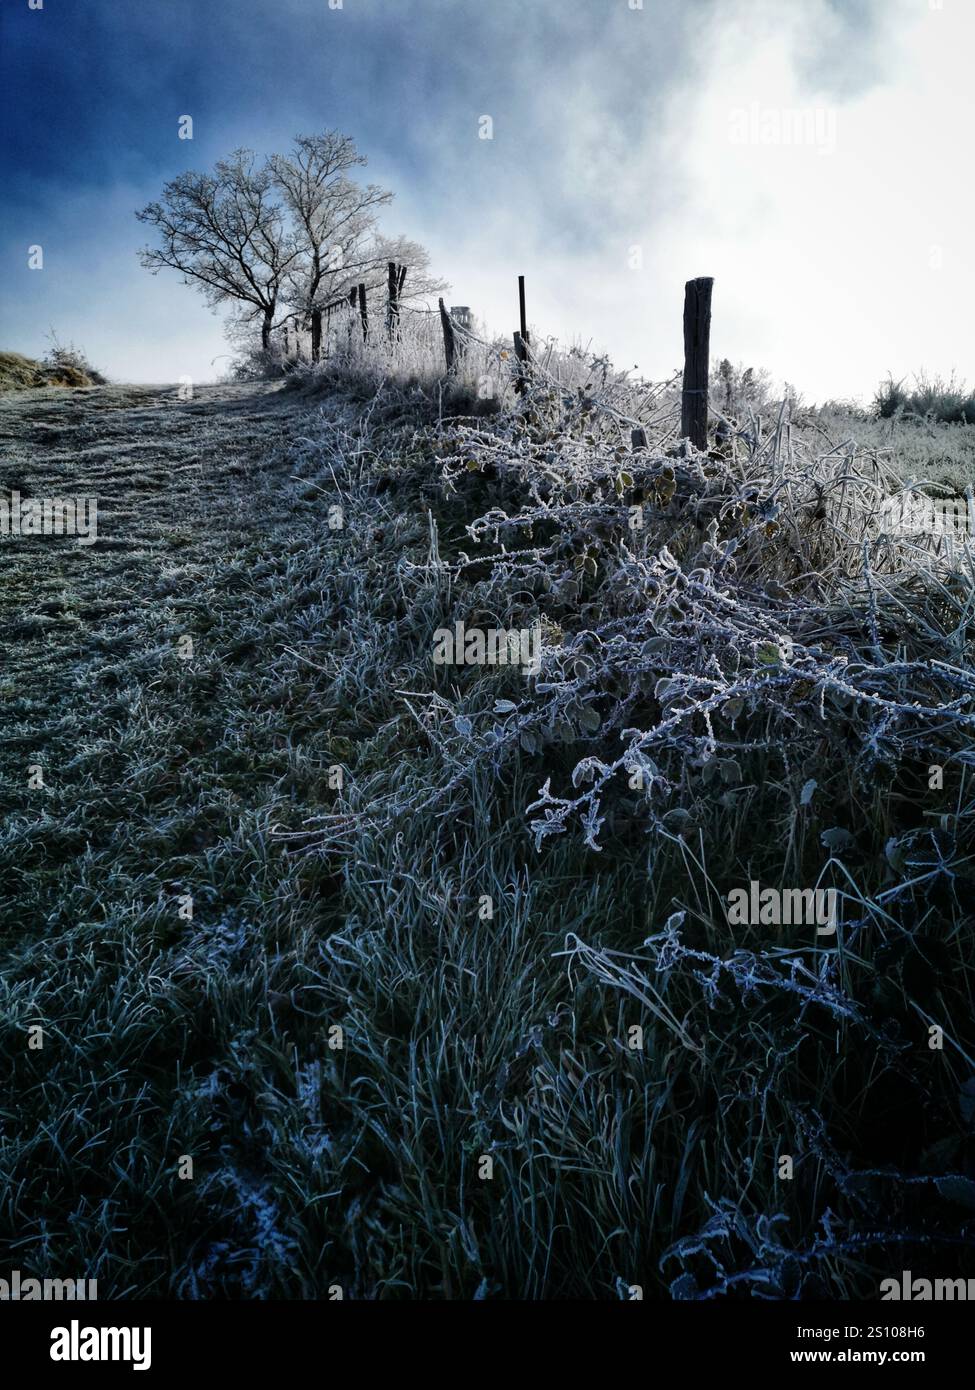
{"left": 811, "top": 401, "right": 975, "bottom": 494}
{"left": 1, "top": 348, "right": 974, "bottom": 1299}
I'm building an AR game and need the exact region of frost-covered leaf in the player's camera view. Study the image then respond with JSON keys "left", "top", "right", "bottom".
{"left": 799, "top": 778, "right": 817, "bottom": 806}
{"left": 821, "top": 827, "right": 854, "bottom": 851}
{"left": 655, "top": 677, "right": 682, "bottom": 702}
{"left": 885, "top": 836, "right": 907, "bottom": 873}
{"left": 669, "top": 1273, "right": 699, "bottom": 1300}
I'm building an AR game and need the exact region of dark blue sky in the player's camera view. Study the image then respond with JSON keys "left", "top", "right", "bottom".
{"left": 2, "top": 0, "right": 698, "bottom": 216}
{"left": 3, "top": 0, "right": 958, "bottom": 400}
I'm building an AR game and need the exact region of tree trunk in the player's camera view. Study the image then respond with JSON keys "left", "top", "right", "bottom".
{"left": 261, "top": 308, "right": 274, "bottom": 355}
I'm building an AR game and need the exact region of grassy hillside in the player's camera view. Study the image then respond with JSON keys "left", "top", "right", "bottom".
{"left": 1, "top": 337, "right": 974, "bottom": 1298}
{"left": 0, "top": 345, "right": 107, "bottom": 392}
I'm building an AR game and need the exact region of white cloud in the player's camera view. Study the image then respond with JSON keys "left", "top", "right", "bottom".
{"left": 414, "top": 0, "right": 974, "bottom": 405}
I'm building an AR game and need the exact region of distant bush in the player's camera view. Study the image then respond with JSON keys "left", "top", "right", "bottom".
{"left": 711, "top": 358, "right": 774, "bottom": 417}
{"left": 875, "top": 371, "right": 975, "bottom": 424}
{"left": 40, "top": 335, "right": 108, "bottom": 387}
{"left": 225, "top": 340, "right": 290, "bottom": 383}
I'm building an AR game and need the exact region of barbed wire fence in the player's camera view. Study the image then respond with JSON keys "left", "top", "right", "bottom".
{"left": 272, "top": 263, "right": 689, "bottom": 439}
{"left": 272, "top": 270, "right": 974, "bottom": 558}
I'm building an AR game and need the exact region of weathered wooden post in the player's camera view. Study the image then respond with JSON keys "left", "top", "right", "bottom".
{"left": 311, "top": 309, "right": 323, "bottom": 363}
{"left": 387, "top": 262, "right": 399, "bottom": 340}
{"left": 514, "top": 275, "right": 530, "bottom": 395}
{"left": 681, "top": 276, "right": 713, "bottom": 451}
{"left": 513, "top": 333, "right": 528, "bottom": 394}
{"left": 358, "top": 283, "right": 368, "bottom": 341}
{"left": 439, "top": 298, "right": 456, "bottom": 374}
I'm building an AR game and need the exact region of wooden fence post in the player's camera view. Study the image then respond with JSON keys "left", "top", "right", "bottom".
{"left": 358, "top": 283, "right": 368, "bottom": 341}
{"left": 514, "top": 275, "right": 531, "bottom": 395}
{"left": 439, "top": 298, "right": 456, "bottom": 374}
{"left": 513, "top": 333, "right": 528, "bottom": 394}
{"left": 681, "top": 276, "right": 713, "bottom": 451}
{"left": 387, "top": 262, "right": 399, "bottom": 340}
{"left": 518, "top": 275, "right": 529, "bottom": 345}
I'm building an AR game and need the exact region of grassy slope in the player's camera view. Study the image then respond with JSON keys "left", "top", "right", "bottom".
{"left": 0, "top": 353, "right": 47, "bottom": 391}
{"left": 0, "top": 381, "right": 355, "bottom": 1294}
{"left": 1, "top": 377, "right": 974, "bottom": 1298}
{"left": 0, "top": 350, "right": 105, "bottom": 392}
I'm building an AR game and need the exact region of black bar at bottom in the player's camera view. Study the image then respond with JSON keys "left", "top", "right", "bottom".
{"left": 0, "top": 1299, "right": 966, "bottom": 1375}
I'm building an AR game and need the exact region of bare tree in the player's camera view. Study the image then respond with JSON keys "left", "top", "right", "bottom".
{"left": 137, "top": 131, "right": 446, "bottom": 362}
{"left": 269, "top": 133, "right": 393, "bottom": 324}
{"left": 137, "top": 151, "right": 300, "bottom": 354}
